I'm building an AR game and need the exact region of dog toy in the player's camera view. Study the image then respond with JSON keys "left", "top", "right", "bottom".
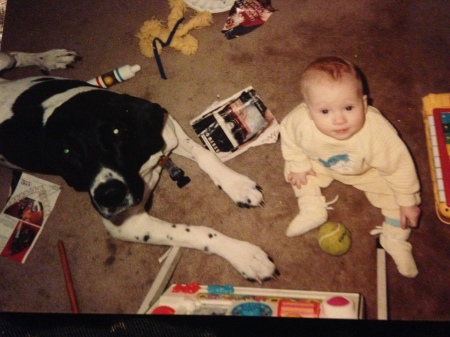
{"left": 87, "top": 64, "right": 141, "bottom": 88}
{"left": 317, "top": 222, "right": 351, "bottom": 256}
{"left": 136, "top": 0, "right": 213, "bottom": 79}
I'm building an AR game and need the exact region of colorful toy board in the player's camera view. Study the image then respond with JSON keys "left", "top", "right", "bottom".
{"left": 422, "top": 93, "right": 450, "bottom": 224}
{"left": 147, "top": 282, "right": 364, "bottom": 319}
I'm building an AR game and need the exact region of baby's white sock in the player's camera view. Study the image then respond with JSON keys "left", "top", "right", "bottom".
{"left": 286, "top": 195, "right": 334, "bottom": 237}
{"left": 377, "top": 220, "right": 418, "bottom": 278}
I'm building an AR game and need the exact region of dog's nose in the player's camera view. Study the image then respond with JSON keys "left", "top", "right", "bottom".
{"left": 94, "top": 180, "right": 128, "bottom": 208}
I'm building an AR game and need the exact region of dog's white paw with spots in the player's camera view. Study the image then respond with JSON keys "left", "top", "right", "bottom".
{"left": 217, "top": 172, "right": 264, "bottom": 208}
{"left": 223, "top": 240, "right": 279, "bottom": 282}
{"left": 12, "top": 49, "right": 81, "bottom": 72}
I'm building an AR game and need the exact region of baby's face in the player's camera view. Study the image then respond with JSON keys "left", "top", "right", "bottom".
{"left": 304, "top": 76, "right": 367, "bottom": 140}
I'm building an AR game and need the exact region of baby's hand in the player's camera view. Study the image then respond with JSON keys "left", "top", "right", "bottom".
{"left": 287, "top": 170, "right": 316, "bottom": 189}
{"left": 400, "top": 205, "right": 421, "bottom": 229}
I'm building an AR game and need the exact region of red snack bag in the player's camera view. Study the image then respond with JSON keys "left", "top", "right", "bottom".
{"left": 222, "top": 0, "right": 276, "bottom": 40}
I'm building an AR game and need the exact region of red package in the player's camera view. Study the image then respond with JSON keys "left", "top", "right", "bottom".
{"left": 222, "top": 0, "right": 276, "bottom": 40}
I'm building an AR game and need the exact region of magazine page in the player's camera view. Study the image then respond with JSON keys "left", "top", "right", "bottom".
{"left": 0, "top": 173, "right": 61, "bottom": 263}
{"left": 190, "top": 86, "right": 279, "bottom": 161}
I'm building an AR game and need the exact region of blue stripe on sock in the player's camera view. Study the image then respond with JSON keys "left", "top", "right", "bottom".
{"left": 384, "top": 217, "right": 401, "bottom": 227}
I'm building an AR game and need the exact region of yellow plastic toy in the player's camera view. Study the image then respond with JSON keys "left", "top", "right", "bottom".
{"left": 136, "top": 0, "right": 213, "bottom": 78}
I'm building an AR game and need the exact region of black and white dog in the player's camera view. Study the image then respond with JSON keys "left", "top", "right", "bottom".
{"left": 0, "top": 50, "right": 277, "bottom": 282}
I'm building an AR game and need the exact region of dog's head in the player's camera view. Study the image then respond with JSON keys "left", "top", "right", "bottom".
{"left": 44, "top": 90, "right": 166, "bottom": 218}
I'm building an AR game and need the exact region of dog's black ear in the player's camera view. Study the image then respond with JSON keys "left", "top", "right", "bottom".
{"left": 123, "top": 95, "right": 166, "bottom": 158}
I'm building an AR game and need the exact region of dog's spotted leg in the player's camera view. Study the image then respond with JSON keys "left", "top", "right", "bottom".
{"left": 9, "top": 49, "right": 80, "bottom": 73}
{"left": 165, "top": 116, "right": 264, "bottom": 207}
{"left": 103, "top": 213, "right": 278, "bottom": 282}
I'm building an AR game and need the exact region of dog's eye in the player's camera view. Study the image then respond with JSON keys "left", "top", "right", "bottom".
{"left": 112, "top": 127, "right": 126, "bottom": 135}
{"left": 63, "top": 148, "right": 70, "bottom": 154}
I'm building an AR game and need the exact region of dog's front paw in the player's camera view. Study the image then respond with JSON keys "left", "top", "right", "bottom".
{"left": 226, "top": 241, "right": 279, "bottom": 283}
{"left": 218, "top": 173, "right": 264, "bottom": 208}
{"left": 35, "top": 49, "right": 81, "bottom": 73}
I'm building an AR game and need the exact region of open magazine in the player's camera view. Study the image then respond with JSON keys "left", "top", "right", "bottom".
{"left": 190, "top": 87, "right": 279, "bottom": 161}
{"left": 0, "top": 173, "right": 61, "bottom": 263}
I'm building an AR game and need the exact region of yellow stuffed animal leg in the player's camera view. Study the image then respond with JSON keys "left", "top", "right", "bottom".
{"left": 168, "top": 0, "right": 187, "bottom": 29}
{"left": 174, "top": 11, "right": 213, "bottom": 37}
{"left": 169, "top": 35, "right": 199, "bottom": 55}
{"left": 136, "top": 19, "right": 166, "bottom": 58}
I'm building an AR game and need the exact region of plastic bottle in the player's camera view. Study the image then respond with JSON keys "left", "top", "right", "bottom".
{"left": 87, "top": 64, "right": 141, "bottom": 88}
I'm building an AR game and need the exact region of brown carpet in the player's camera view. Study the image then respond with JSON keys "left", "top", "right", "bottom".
{"left": 0, "top": 0, "right": 449, "bottom": 321}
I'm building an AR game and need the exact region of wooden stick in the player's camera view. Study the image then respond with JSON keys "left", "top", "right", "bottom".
{"left": 376, "top": 238, "right": 388, "bottom": 320}
{"left": 58, "top": 240, "right": 79, "bottom": 313}
{"left": 137, "top": 246, "right": 183, "bottom": 314}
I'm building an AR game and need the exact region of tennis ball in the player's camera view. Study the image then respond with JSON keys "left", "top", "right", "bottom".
{"left": 317, "top": 222, "right": 351, "bottom": 256}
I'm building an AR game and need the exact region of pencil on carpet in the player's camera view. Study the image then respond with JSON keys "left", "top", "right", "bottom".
{"left": 58, "top": 240, "right": 79, "bottom": 313}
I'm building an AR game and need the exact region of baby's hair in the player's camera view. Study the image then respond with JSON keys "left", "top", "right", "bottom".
{"left": 301, "top": 56, "right": 364, "bottom": 96}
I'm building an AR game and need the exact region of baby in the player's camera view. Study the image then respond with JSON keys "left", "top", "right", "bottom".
{"left": 280, "top": 56, "right": 421, "bottom": 278}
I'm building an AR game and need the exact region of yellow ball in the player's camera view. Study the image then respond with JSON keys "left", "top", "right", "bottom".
{"left": 317, "top": 222, "right": 351, "bottom": 256}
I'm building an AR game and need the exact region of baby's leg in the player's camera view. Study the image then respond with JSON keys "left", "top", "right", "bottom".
{"left": 366, "top": 192, "right": 419, "bottom": 278}
{"left": 286, "top": 173, "right": 334, "bottom": 237}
